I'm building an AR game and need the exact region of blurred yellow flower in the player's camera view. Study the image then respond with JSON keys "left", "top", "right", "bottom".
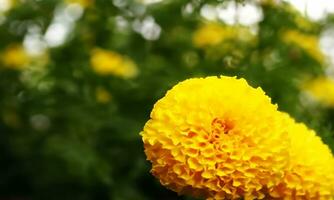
{"left": 193, "top": 23, "right": 255, "bottom": 48}
{"left": 1, "top": 44, "right": 29, "bottom": 70}
{"left": 305, "top": 77, "right": 334, "bottom": 107}
{"left": 141, "top": 76, "right": 334, "bottom": 199}
{"left": 282, "top": 30, "right": 324, "bottom": 63}
{"left": 90, "top": 48, "right": 138, "bottom": 79}
{"left": 65, "top": 0, "right": 93, "bottom": 8}
{"left": 95, "top": 87, "right": 112, "bottom": 104}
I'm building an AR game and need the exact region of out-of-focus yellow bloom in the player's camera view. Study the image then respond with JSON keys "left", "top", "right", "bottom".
{"left": 193, "top": 23, "right": 255, "bottom": 48}
{"left": 304, "top": 77, "right": 334, "bottom": 107}
{"left": 1, "top": 44, "right": 29, "bottom": 70}
{"left": 282, "top": 30, "right": 324, "bottom": 63}
{"left": 141, "top": 76, "right": 334, "bottom": 199}
{"left": 65, "top": 0, "right": 93, "bottom": 8}
{"left": 95, "top": 87, "right": 112, "bottom": 104}
{"left": 90, "top": 48, "right": 138, "bottom": 79}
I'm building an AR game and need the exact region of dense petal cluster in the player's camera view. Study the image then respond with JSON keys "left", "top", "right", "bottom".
{"left": 90, "top": 48, "right": 138, "bottom": 78}
{"left": 305, "top": 77, "right": 334, "bottom": 107}
{"left": 271, "top": 113, "right": 334, "bottom": 199}
{"left": 141, "top": 76, "right": 334, "bottom": 199}
{"left": 281, "top": 30, "right": 324, "bottom": 63}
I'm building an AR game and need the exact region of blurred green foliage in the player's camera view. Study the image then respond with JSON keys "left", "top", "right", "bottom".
{"left": 0, "top": 0, "right": 334, "bottom": 199}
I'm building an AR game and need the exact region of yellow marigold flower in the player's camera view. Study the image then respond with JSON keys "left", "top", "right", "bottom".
{"left": 90, "top": 48, "right": 138, "bottom": 79}
{"left": 1, "top": 44, "right": 29, "bottom": 70}
{"left": 95, "top": 87, "right": 112, "bottom": 104}
{"left": 304, "top": 77, "right": 334, "bottom": 107}
{"left": 141, "top": 76, "right": 291, "bottom": 199}
{"left": 269, "top": 113, "right": 334, "bottom": 199}
{"left": 282, "top": 30, "right": 324, "bottom": 63}
{"left": 141, "top": 76, "right": 334, "bottom": 199}
{"left": 193, "top": 23, "right": 255, "bottom": 48}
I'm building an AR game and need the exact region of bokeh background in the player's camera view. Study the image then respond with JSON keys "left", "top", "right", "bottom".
{"left": 1, "top": 0, "right": 334, "bottom": 199}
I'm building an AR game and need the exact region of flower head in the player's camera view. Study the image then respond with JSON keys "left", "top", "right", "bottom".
{"left": 142, "top": 76, "right": 289, "bottom": 199}
{"left": 270, "top": 113, "right": 334, "bottom": 199}
{"left": 141, "top": 76, "right": 334, "bottom": 199}
{"left": 90, "top": 48, "right": 138, "bottom": 78}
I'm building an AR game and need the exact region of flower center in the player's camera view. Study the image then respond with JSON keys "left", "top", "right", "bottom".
{"left": 209, "top": 118, "right": 233, "bottom": 143}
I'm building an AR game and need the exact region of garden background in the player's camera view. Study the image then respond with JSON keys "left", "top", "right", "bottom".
{"left": 1, "top": 0, "right": 334, "bottom": 199}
